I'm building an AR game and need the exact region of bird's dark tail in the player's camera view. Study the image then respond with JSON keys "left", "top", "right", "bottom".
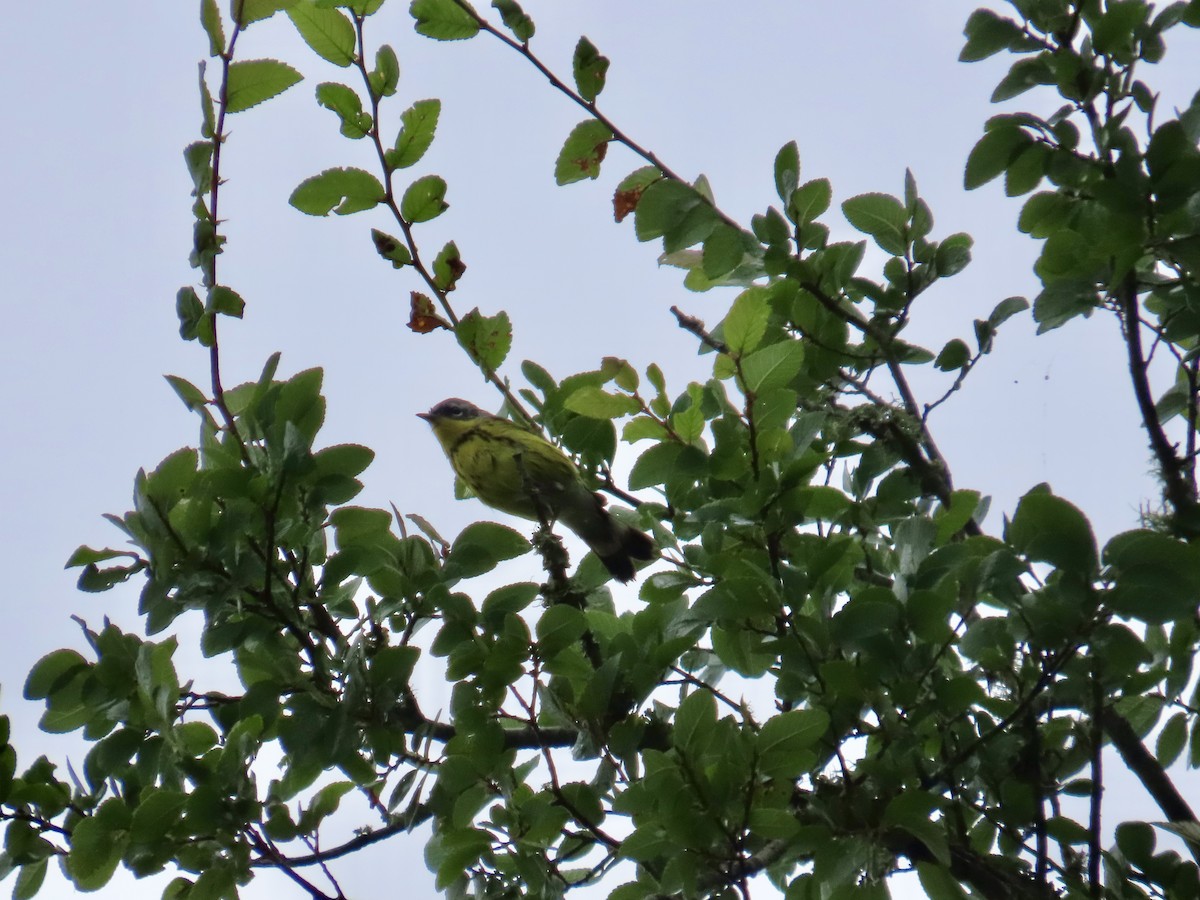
{"left": 595, "top": 521, "right": 656, "bottom": 583}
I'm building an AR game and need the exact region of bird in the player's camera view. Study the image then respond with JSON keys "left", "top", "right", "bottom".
{"left": 418, "top": 398, "right": 655, "bottom": 582}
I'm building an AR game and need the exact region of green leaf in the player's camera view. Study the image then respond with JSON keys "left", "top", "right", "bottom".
{"left": 989, "top": 295, "right": 1029, "bottom": 327}
{"left": 774, "top": 140, "right": 800, "bottom": 203}
{"left": 14, "top": 859, "right": 48, "bottom": 900}
{"left": 555, "top": 120, "right": 613, "bottom": 185}
{"left": 208, "top": 285, "right": 244, "bottom": 318}
{"left": 130, "top": 789, "right": 186, "bottom": 843}
{"left": 757, "top": 708, "right": 829, "bottom": 778}
{"left": 935, "top": 233, "right": 973, "bottom": 277}
{"left": 369, "top": 44, "right": 400, "bottom": 97}
{"left": 1104, "top": 530, "right": 1200, "bottom": 623}
{"left": 287, "top": 2, "right": 356, "bottom": 66}
{"left": 290, "top": 167, "right": 383, "bottom": 216}
{"left": 411, "top": 0, "right": 480, "bottom": 40}
{"left": 433, "top": 241, "right": 465, "bottom": 291}
{"left": 884, "top": 791, "right": 950, "bottom": 866}
{"left": 224, "top": 59, "right": 302, "bottom": 113}
{"left": 371, "top": 229, "right": 412, "bottom": 267}
{"left": 634, "top": 179, "right": 702, "bottom": 243}
{"left": 564, "top": 387, "right": 640, "bottom": 419}
{"left": 722, "top": 288, "right": 770, "bottom": 354}
{"left": 535, "top": 605, "right": 586, "bottom": 657}
{"left": 960, "top": 9, "right": 1028, "bottom": 62}
{"left": 842, "top": 192, "right": 907, "bottom": 255}
{"left": 673, "top": 690, "right": 717, "bottom": 755}
{"left": 701, "top": 224, "right": 746, "bottom": 279}
{"left": 456, "top": 308, "right": 511, "bottom": 371}
{"left": 1031, "top": 280, "right": 1099, "bottom": 333}
{"left": 990, "top": 54, "right": 1055, "bottom": 102}
{"left": 629, "top": 443, "right": 688, "bottom": 490}
{"left": 788, "top": 178, "right": 832, "bottom": 225}
{"left": 934, "top": 338, "right": 970, "bottom": 372}
{"left": 65, "top": 810, "right": 127, "bottom": 890}
{"left": 200, "top": 0, "right": 225, "bottom": 57}
{"left": 164, "top": 375, "right": 208, "bottom": 411}
{"left": 400, "top": 174, "right": 449, "bottom": 222}
{"left": 740, "top": 340, "right": 805, "bottom": 393}
{"left": 65, "top": 545, "right": 137, "bottom": 568}
{"left": 233, "top": 0, "right": 294, "bottom": 27}
{"left": 1007, "top": 488, "right": 1097, "bottom": 576}
{"left": 175, "top": 287, "right": 205, "bottom": 343}
{"left": 444, "top": 522, "right": 530, "bottom": 580}
{"left": 572, "top": 36, "right": 609, "bottom": 103}
{"left": 24, "top": 650, "right": 88, "bottom": 701}
{"left": 480, "top": 582, "right": 539, "bottom": 629}
{"left": 316, "top": 82, "right": 371, "bottom": 138}
{"left": 314, "top": 443, "right": 374, "bottom": 479}
{"left": 964, "top": 124, "right": 1030, "bottom": 189}
{"left": 1157, "top": 712, "right": 1188, "bottom": 766}
{"left": 388, "top": 99, "right": 441, "bottom": 169}
{"left": 492, "top": 0, "right": 534, "bottom": 41}
{"left": 935, "top": 490, "right": 981, "bottom": 545}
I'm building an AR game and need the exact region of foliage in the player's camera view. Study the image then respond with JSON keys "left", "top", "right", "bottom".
{"left": 4, "top": 1, "right": 1200, "bottom": 899}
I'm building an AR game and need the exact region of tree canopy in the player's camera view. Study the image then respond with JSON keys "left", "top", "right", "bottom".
{"left": 4, "top": 1, "right": 1200, "bottom": 899}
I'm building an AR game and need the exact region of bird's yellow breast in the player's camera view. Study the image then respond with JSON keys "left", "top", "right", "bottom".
{"left": 431, "top": 417, "right": 581, "bottom": 521}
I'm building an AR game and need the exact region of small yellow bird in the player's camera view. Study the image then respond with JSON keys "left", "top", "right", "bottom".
{"left": 418, "top": 398, "right": 655, "bottom": 582}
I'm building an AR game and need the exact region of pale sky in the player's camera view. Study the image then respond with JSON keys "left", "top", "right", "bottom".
{"left": 2, "top": 2, "right": 1199, "bottom": 898}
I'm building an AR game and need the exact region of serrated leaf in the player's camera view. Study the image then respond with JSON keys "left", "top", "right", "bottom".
{"left": 536, "top": 605, "right": 586, "bottom": 657}
{"left": 788, "top": 178, "right": 831, "bottom": 225}
{"left": 842, "top": 192, "right": 907, "bottom": 256}
{"left": 989, "top": 295, "right": 1029, "bottom": 327}
{"left": 433, "top": 241, "right": 465, "bottom": 291}
{"left": 492, "top": 0, "right": 534, "bottom": 41}
{"left": 572, "top": 36, "right": 609, "bottom": 103}
{"left": 774, "top": 140, "right": 800, "bottom": 203}
{"left": 701, "top": 224, "right": 746, "bottom": 279}
{"left": 1157, "top": 712, "right": 1188, "bottom": 766}
{"left": 444, "top": 521, "right": 530, "bottom": 580}
{"left": 225, "top": 59, "right": 302, "bottom": 113}
{"left": 389, "top": 98, "right": 441, "bottom": 169}
{"left": 208, "top": 285, "right": 244, "bottom": 318}
{"left": 371, "top": 229, "right": 412, "bottom": 267}
{"left": 722, "top": 288, "right": 770, "bottom": 354}
{"left": 316, "top": 82, "right": 371, "bottom": 139}
{"left": 287, "top": 2, "right": 356, "bottom": 66}
{"left": 960, "top": 8, "right": 1028, "bottom": 62}
{"left": 411, "top": 0, "right": 480, "bottom": 40}
{"left": 456, "top": 308, "right": 511, "bottom": 372}
{"left": 740, "top": 340, "right": 805, "bottom": 393}
{"left": 1104, "top": 530, "right": 1200, "bottom": 623}
{"left": 290, "top": 167, "right": 383, "bottom": 215}
{"left": 201, "top": 0, "right": 225, "bottom": 56}
{"left": 964, "top": 124, "right": 1030, "bottom": 190}
{"left": 564, "top": 387, "right": 640, "bottom": 419}
{"left": 935, "top": 233, "right": 973, "bottom": 277}
{"left": 234, "top": 0, "right": 294, "bottom": 27}
{"left": 555, "top": 120, "right": 613, "bottom": 185}
{"left": 634, "top": 179, "right": 703, "bottom": 243}
{"left": 1007, "top": 488, "right": 1097, "bottom": 576}
{"left": 757, "top": 708, "right": 829, "bottom": 778}
{"left": 164, "top": 375, "right": 208, "bottom": 411}
{"left": 370, "top": 44, "right": 401, "bottom": 97}
{"left": 934, "top": 338, "right": 971, "bottom": 372}
{"left": 400, "top": 174, "right": 449, "bottom": 222}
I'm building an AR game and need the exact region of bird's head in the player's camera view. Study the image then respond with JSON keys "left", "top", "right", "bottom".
{"left": 417, "top": 398, "right": 489, "bottom": 424}
{"left": 418, "top": 398, "right": 492, "bottom": 445}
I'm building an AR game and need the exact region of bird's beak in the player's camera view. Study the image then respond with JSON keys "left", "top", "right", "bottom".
{"left": 416, "top": 411, "right": 432, "bottom": 422}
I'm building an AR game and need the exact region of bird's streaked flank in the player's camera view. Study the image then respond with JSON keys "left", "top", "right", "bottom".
{"left": 418, "top": 398, "right": 655, "bottom": 582}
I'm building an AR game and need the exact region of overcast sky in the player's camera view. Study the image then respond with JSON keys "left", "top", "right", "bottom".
{"left": 3, "top": 2, "right": 1199, "bottom": 898}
